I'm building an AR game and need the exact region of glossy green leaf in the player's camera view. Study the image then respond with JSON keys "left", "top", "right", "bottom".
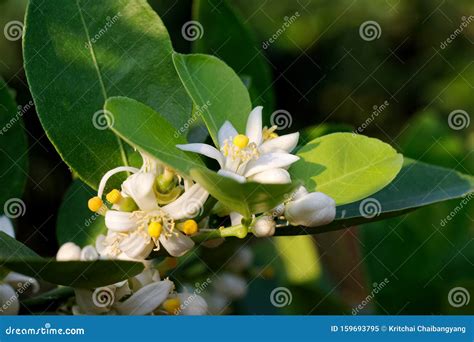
{"left": 0, "top": 232, "right": 143, "bottom": 288}
{"left": 191, "top": 168, "right": 298, "bottom": 218}
{"left": 173, "top": 53, "right": 252, "bottom": 146}
{"left": 290, "top": 133, "right": 404, "bottom": 205}
{"left": 193, "top": 0, "right": 275, "bottom": 116}
{"left": 105, "top": 97, "right": 205, "bottom": 175}
{"left": 0, "top": 77, "right": 28, "bottom": 209}
{"left": 24, "top": 0, "right": 192, "bottom": 189}
{"left": 57, "top": 180, "right": 107, "bottom": 247}
{"left": 276, "top": 158, "right": 474, "bottom": 236}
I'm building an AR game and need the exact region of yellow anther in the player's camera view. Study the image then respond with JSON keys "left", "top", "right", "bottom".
{"left": 263, "top": 126, "right": 278, "bottom": 141}
{"left": 233, "top": 134, "right": 249, "bottom": 149}
{"left": 148, "top": 222, "right": 163, "bottom": 238}
{"left": 162, "top": 297, "right": 181, "bottom": 315}
{"left": 182, "top": 220, "right": 198, "bottom": 235}
{"left": 88, "top": 197, "right": 103, "bottom": 212}
{"left": 106, "top": 189, "right": 122, "bottom": 204}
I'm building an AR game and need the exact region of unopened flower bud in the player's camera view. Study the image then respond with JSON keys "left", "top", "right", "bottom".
{"left": 56, "top": 242, "right": 81, "bottom": 261}
{"left": 252, "top": 216, "right": 276, "bottom": 237}
{"left": 80, "top": 245, "right": 99, "bottom": 261}
{"left": 285, "top": 192, "right": 336, "bottom": 227}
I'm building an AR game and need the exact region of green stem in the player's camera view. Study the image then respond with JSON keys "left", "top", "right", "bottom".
{"left": 21, "top": 286, "right": 74, "bottom": 311}
{"left": 193, "top": 224, "right": 249, "bottom": 243}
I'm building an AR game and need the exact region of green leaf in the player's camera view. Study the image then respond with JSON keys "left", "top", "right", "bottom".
{"left": 173, "top": 53, "right": 252, "bottom": 146}
{"left": 0, "top": 232, "right": 143, "bottom": 288}
{"left": 190, "top": 168, "right": 298, "bottom": 217}
{"left": 192, "top": 0, "right": 275, "bottom": 116}
{"left": 57, "top": 180, "right": 107, "bottom": 247}
{"left": 24, "top": 0, "right": 192, "bottom": 189}
{"left": 276, "top": 158, "right": 474, "bottom": 236}
{"left": 291, "top": 133, "right": 403, "bottom": 205}
{"left": 105, "top": 96, "right": 205, "bottom": 175}
{"left": 0, "top": 77, "right": 28, "bottom": 209}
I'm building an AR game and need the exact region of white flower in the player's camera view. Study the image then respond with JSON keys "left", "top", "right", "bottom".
{"left": 73, "top": 268, "right": 174, "bottom": 316}
{"left": 284, "top": 187, "right": 336, "bottom": 227}
{"left": 0, "top": 216, "right": 39, "bottom": 315}
{"left": 56, "top": 242, "right": 99, "bottom": 261}
{"left": 176, "top": 106, "right": 300, "bottom": 184}
{"left": 252, "top": 216, "right": 276, "bottom": 237}
{"left": 92, "top": 152, "right": 209, "bottom": 259}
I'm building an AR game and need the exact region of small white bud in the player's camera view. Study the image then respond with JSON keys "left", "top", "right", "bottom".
{"left": 252, "top": 216, "right": 276, "bottom": 237}
{"left": 80, "top": 245, "right": 99, "bottom": 261}
{"left": 0, "top": 284, "right": 19, "bottom": 315}
{"left": 56, "top": 242, "right": 81, "bottom": 261}
{"left": 285, "top": 192, "right": 336, "bottom": 227}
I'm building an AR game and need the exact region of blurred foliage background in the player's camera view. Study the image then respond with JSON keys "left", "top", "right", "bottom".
{"left": 1, "top": 0, "right": 473, "bottom": 314}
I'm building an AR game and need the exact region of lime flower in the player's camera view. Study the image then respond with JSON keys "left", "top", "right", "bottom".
{"left": 56, "top": 242, "right": 99, "bottom": 261}
{"left": 284, "top": 186, "right": 336, "bottom": 227}
{"left": 176, "top": 106, "right": 300, "bottom": 184}
{"left": 89, "top": 152, "right": 208, "bottom": 259}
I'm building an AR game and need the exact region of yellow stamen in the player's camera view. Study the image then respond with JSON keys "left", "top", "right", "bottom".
{"left": 233, "top": 134, "right": 249, "bottom": 149}
{"left": 263, "top": 126, "right": 279, "bottom": 141}
{"left": 148, "top": 222, "right": 163, "bottom": 238}
{"left": 88, "top": 197, "right": 103, "bottom": 212}
{"left": 182, "top": 219, "right": 199, "bottom": 235}
{"left": 162, "top": 297, "right": 181, "bottom": 315}
{"left": 106, "top": 189, "right": 122, "bottom": 204}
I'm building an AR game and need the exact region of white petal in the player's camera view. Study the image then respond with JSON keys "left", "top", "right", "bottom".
{"left": 80, "top": 245, "right": 99, "bottom": 261}
{"left": 0, "top": 284, "right": 19, "bottom": 315}
{"left": 229, "top": 212, "right": 243, "bottom": 226}
{"left": 115, "top": 279, "right": 173, "bottom": 315}
{"left": 56, "top": 242, "right": 82, "bottom": 261}
{"left": 178, "top": 293, "right": 208, "bottom": 315}
{"left": 97, "top": 166, "right": 140, "bottom": 198}
{"left": 244, "top": 153, "right": 300, "bottom": 177}
{"left": 122, "top": 172, "right": 158, "bottom": 211}
{"left": 248, "top": 168, "right": 291, "bottom": 184}
{"left": 259, "top": 132, "right": 299, "bottom": 154}
{"left": 162, "top": 184, "right": 209, "bottom": 220}
{"left": 252, "top": 216, "right": 276, "bottom": 237}
{"left": 285, "top": 192, "right": 336, "bottom": 227}
{"left": 4, "top": 272, "right": 39, "bottom": 293}
{"left": 139, "top": 150, "right": 163, "bottom": 174}
{"left": 246, "top": 106, "right": 263, "bottom": 145}
{"left": 159, "top": 230, "right": 194, "bottom": 257}
{"left": 176, "top": 143, "right": 224, "bottom": 168}
{"left": 218, "top": 121, "right": 238, "bottom": 148}
{"left": 131, "top": 269, "right": 161, "bottom": 291}
{"left": 105, "top": 211, "right": 138, "bottom": 232}
{"left": 74, "top": 288, "right": 110, "bottom": 315}
{"left": 0, "top": 215, "right": 15, "bottom": 238}
{"left": 217, "top": 169, "right": 246, "bottom": 183}
{"left": 119, "top": 233, "right": 154, "bottom": 260}
{"left": 95, "top": 234, "right": 106, "bottom": 255}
